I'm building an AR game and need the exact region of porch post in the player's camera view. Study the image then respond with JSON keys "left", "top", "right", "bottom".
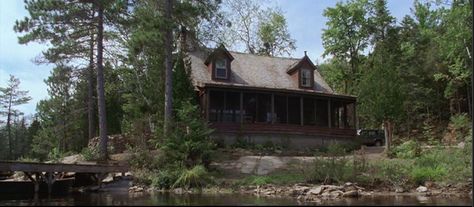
{"left": 300, "top": 96, "right": 304, "bottom": 126}
{"left": 286, "top": 95, "right": 289, "bottom": 124}
{"left": 240, "top": 92, "right": 243, "bottom": 124}
{"left": 206, "top": 89, "right": 210, "bottom": 121}
{"left": 353, "top": 101, "right": 357, "bottom": 129}
{"left": 271, "top": 94, "right": 275, "bottom": 124}
{"left": 328, "top": 99, "right": 331, "bottom": 128}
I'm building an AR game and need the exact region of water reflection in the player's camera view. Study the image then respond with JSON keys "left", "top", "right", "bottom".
{"left": 0, "top": 192, "right": 471, "bottom": 206}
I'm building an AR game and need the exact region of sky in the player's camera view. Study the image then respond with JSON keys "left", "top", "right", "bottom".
{"left": 0, "top": 0, "right": 414, "bottom": 117}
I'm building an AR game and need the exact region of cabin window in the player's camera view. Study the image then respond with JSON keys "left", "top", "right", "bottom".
{"left": 274, "top": 95, "right": 287, "bottom": 123}
{"left": 300, "top": 69, "right": 311, "bottom": 87}
{"left": 303, "top": 98, "right": 315, "bottom": 125}
{"left": 243, "top": 93, "right": 257, "bottom": 123}
{"left": 224, "top": 92, "right": 241, "bottom": 122}
{"left": 288, "top": 96, "right": 301, "bottom": 125}
{"left": 215, "top": 59, "right": 227, "bottom": 79}
{"left": 209, "top": 90, "right": 225, "bottom": 122}
{"left": 315, "top": 99, "right": 329, "bottom": 127}
{"left": 257, "top": 93, "right": 272, "bottom": 123}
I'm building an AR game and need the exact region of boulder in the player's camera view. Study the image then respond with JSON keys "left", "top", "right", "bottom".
{"left": 424, "top": 181, "right": 435, "bottom": 188}
{"left": 173, "top": 188, "right": 184, "bottom": 194}
{"left": 395, "top": 186, "right": 405, "bottom": 193}
{"left": 308, "top": 186, "right": 323, "bottom": 195}
{"left": 343, "top": 190, "right": 359, "bottom": 197}
{"left": 330, "top": 190, "right": 344, "bottom": 198}
{"left": 416, "top": 186, "right": 428, "bottom": 193}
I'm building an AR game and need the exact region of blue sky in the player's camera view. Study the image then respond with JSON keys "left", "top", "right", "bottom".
{"left": 0, "top": 0, "right": 414, "bottom": 116}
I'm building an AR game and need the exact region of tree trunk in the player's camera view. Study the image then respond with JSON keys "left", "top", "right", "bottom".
{"left": 88, "top": 25, "right": 96, "bottom": 141}
{"left": 7, "top": 95, "right": 12, "bottom": 160}
{"left": 96, "top": 4, "right": 108, "bottom": 161}
{"left": 383, "top": 120, "right": 393, "bottom": 153}
{"left": 164, "top": 0, "right": 174, "bottom": 135}
{"left": 467, "top": 85, "right": 471, "bottom": 118}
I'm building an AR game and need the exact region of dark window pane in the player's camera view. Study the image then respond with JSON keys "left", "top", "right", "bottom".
{"left": 216, "top": 68, "right": 227, "bottom": 78}
{"left": 224, "top": 92, "right": 241, "bottom": 122}
{"left": 331, "top": 101, "right": 346, "bottom": 128}
{"left": 303, "top": 98, "right": 315, "bottom": 125}
{"left": 288, "top": 96, "right": 301, "bottom": 125}
{"left": 243, "top": 93, "right": 257, "bottom": 123}
{"left": 274, "top": 95, "right": 287, "bottom": 123}
{"left": 345, "top": 102, "right": 355, "bottom": 128}
{"left": 209, "top": 91, "right": 225, "bottom": 122}
{"left": 257, "top": 93, "right": 272, "bottom": 123}
{"left": 300, "top": 69, "right": 311, "bottom": 87}
{"left": 315, "top": 99, "right": 328, "bottom": 127}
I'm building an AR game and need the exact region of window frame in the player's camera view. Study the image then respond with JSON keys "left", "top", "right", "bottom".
{"left": 214, "top": 58, "right": 228, "bottom": 79}
{"left": 299, "top": 68, "right": 312, "bottom": 88}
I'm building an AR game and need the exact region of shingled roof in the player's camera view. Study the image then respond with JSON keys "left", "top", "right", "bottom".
{"left": 187, "top": 48, "right": 345, "bottom": 97}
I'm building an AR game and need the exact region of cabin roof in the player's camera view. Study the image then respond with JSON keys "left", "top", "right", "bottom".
{"left": 187, "top": 48, "right": 353, "bottom": 98}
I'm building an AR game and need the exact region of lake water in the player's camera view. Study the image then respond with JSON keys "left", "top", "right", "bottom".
{"left": 0, "top": 191, "right": 472, "bottom": 206}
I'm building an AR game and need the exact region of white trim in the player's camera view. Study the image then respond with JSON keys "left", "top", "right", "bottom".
{"left": 300, "top": 68, "right": 311, "bottom": 87}
{"left": 215, "top": 59, "right": 228, "bottom": 79}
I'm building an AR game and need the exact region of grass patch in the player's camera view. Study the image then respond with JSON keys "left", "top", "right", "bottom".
{"left": 233, "top": 171, "right": 306, "bottom": 186}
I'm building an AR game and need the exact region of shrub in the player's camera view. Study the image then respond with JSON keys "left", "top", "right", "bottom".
{"left": 159, "top": 101, "right": 215, "bottom": 168}
{"left": 305, "top": 144, "right": 352, "bottom": 184}
{"left": 17, "top": 157, "right": 39, "bottom": 162}
{"left": 371, "top": 159, "right": 412, "bottom": 187}
{"left": 393, "top": 140, "right": 420, "bottom": 159}
{"left": 234, "top": 171, "right": 306, "bottom": 186}
{"left": 410, "top": 166, "right": 447, "bottom": 185}
{"left": 151, "top": 168, "right": 182, "bottom": 189}
{"left": 422, "top": 119, "right": 437, "bottom": 144}
{"left": 450, "top": 113, "right": 470, "bottom": 138}
{"left": 173, "top": 165, "right": 211, "bottom": 189}
{"left": 81, "top": 147, "right": 99, "bottom": 161}
{"left": 263, "top": 140, "right": 275, "bottom": 151}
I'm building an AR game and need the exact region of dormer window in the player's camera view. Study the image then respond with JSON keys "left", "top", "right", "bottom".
{"left": 300, "top": 68, "right": 312, "bottom": 88}
{"left": 215, "top": 59, "right": 227, "bottom": 79}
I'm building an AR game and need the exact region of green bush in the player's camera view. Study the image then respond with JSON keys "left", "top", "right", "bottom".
{"left": 410, "top": 166, "right": 447, "bottom": 185}
{"left": 371, "top": 159, "right": 412, "bottom": 187}
{"left": 173, "top": 165, "right": 211, "bottom": 189}
{"left": 450, "top": 113, "right": 470, "bottom": 139}
{"left": 263, "top": 140, "right": 275, "bottom": 151}
{"left": 151, "top": 168, "right": 182, "bottom": 189}
{"left": 81, "top": 147, "right": 99, "bottom": 161}
{"left": 393, "top": 140, "right": 421, "bottom": 159}
{"left": 17, "top": 157, "right": 39, "bottom": 162}
{"left": 305, "top": 144, "right": 352, "bottom": 184}
{"left": 159, "top": 101, "right": 215, "bottom": 168}
{"left": 234, "top": 171, "right": 306, "bottom": 186}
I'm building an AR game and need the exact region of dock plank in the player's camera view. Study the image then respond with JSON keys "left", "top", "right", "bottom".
{"left": 0, "top": 161, "right": 129, "bottom": 173}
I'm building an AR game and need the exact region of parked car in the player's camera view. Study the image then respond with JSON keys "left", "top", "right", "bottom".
{"left": 357, "top": 129, "right": 385, "bottom": 146}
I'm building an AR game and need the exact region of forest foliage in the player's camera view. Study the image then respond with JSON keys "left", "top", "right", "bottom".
{"left": 0, "top": 0, "right": 471, "bottom": 185}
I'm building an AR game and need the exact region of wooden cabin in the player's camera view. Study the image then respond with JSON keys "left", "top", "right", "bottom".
{"left": 187, "top": 45, "right": 357, "bottom": 150}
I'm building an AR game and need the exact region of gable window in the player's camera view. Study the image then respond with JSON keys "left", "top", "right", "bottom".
{"left": 300, "top": 69, "right": 311, "bottom": 87}
{"left": 215, "top": 59, "right": 228, "bottom": 79}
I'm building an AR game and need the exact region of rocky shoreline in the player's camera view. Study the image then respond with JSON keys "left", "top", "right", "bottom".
{"left": 127, "top": 180, "right": 473, "bottom": 203}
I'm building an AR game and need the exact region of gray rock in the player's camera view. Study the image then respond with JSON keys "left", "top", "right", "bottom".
{"left": 173, "top": 188, "right": 184, "bottom": 194}
{"left": 330, "top": 190, "right": 344, "bottom": 197}
{"left": 416, "top": 186, "right": 428, "bottom": 193}
{"left": 343, "top": 190, "right": 359, "bottom": 197}
{"left": 395, "top": 186, "right": 405, "bottom": 193}
{"left": 308, "top": 186, "right": 323, "bottom": 195}
{"left": 321, "top": 192, "right": 332, "bottom": 197}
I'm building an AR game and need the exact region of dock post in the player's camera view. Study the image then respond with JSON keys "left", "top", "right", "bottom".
{"left": 46, "top": 172, "right": 53, "bottom": 195}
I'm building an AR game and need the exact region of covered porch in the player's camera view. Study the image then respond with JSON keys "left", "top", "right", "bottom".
{"left": 199, "top": 85, "right": 357, "bottom": 138}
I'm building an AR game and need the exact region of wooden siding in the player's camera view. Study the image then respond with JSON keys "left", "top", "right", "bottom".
{"left": 210, "top": 123, "right": 356, "bottom": 138}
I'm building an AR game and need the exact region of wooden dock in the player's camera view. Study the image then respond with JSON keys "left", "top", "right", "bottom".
{"left": 0, "top": 161, "right": 129, "bottom": 194}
